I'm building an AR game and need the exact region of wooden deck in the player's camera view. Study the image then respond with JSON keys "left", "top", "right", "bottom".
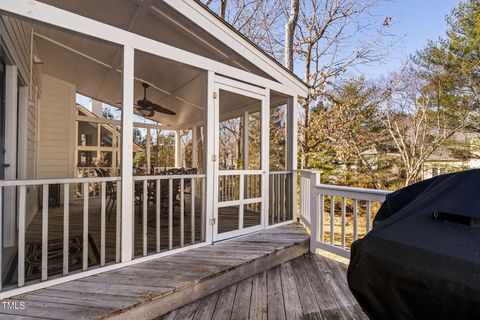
{"left": 3, "top": 223, "right": 309, "bottom": 319}
{"left": 159, "top": 254, "right": 366, "bottom": 320}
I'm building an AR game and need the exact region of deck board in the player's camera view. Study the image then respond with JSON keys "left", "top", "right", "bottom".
{"left": 230, "top": 277, "right": 252, "bottom": 320}
{"left": 160, "top": 254, "right": 367, "bottom": 320}
{"left": 191, "top": 291, "right": 220, "bottom": 320}
{"left": 6, "top": 223, "right": 308, "bottom": 319}
{"left": 280, "top": 262, "right": 302, "bottom": 320}
{"left": 266, "top": 266, "right": 286, "bottom": 320}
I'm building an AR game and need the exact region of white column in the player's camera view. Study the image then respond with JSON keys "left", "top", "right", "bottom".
{"left": 96, "top": 123, "right": 101, "bottom": 160}
{"left": 174, "top": 130, "right": 181, "bottom": 168}
{"left": 192, "top": 126, "right": 198, "bottom": 168}
{"left": 121, "top": 46, "right": 134, "bottom": 262}
{"left": 243, "top": 111, "right": 249, "bottom": 170}
{"left": 4, "top": 65, "right": 18, "bottom": 247}
{"left": 204, "top": 71, "right": 215, "bottom": 244}
{"left": 287, "top": 96, "right": 298, "bottom": 221}
{"left": 261, "top": 89, "right": 270, "bottom": 228}
{"left": 112, "top": 129, "right": 118, "bottom": 174}
{"left": 146, "top": 129, "right": 151, "bottom": 173}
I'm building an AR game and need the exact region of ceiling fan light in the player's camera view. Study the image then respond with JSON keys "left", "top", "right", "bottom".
{"left": 138, "top": 108, "right": 153, "bottom": 118}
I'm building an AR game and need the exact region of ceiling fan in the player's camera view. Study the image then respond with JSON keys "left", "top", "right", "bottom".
{"left": 135, "top": 82, "right": 176, "bottom": 118}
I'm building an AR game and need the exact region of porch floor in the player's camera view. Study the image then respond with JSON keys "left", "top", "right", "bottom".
{"left": 159, "top": 254, "right": 367, "bottom": 320}
{"left": 4, "top": 223, "right": 309, "bottom": 320}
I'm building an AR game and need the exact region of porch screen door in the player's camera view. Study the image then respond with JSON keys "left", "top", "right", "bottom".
{"left": 213, "top": 78, "right": 267, "bottom": 241}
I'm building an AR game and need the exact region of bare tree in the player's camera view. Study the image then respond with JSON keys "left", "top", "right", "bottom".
{"left": 284, "top": 0, "right": 299, "bottom": 70}
{"left": 295, "top": 0, "right": 393, "bottom": 168}
{"left": 381, "top": 66, "right": 470, "bottom": 185}
{"left": 203, "top": 0, "right": 395, "bottom": 171}
{"left": 203, "top": 0, "right": 288, "bottom": 60}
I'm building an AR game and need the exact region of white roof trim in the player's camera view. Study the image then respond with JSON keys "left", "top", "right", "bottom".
{"left": 165, "top": 0, "right": 308, "bottom": 96}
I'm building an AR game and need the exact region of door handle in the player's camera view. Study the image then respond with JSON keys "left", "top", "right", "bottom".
{"left": 3, "top": 164, "right": 10, "bottom": 168}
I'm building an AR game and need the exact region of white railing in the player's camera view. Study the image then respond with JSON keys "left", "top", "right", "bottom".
{"left": 299, "top": 170, "right": 313, "bottom": 226}
{"left": 132, "top": 174, "right": 206, "bottom": 256}
{"left": 269, "top": 171, "right": 293, "bottom": 225}
{"left": 299, "top": 170, "right": 392, "bottom": 258}
{"left": 0, "top": 173, "right": 207, "bottom": 297}
{"left": 0, "top": 176, "right": 121, "bottom": 294}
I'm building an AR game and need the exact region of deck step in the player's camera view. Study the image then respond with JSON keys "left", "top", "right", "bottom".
{"left": 9, "top": 223, "right": 309, "bottom": 320}
{"left": 108, "top": 224, "right": 309, "bottom": 319}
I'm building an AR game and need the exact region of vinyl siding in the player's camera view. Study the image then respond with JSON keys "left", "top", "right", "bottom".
{"left": 37, "top": 74, "right": 76, "bottom": 179}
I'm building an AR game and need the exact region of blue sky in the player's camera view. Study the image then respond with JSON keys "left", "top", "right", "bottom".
{"left": 358, "top": 0, "right": 459, "bottom": 79}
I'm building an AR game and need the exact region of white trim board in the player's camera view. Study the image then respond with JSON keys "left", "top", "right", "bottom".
{"left": 167, "top": 0, "right": 307, "bottom": 96}
{"left": 4, "top": 65, "right": 18, "bottom": 247}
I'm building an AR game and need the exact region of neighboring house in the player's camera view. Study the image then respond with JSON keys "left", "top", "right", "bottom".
{"left": 422, "top": 133, "right": 480, "bottom": 179}
{"left": 355, "top": 132, "right": 480, "bottom": 182}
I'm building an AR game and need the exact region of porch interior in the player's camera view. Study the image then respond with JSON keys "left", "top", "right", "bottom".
{"left": 5, "top": 223, "right": 315, "bottom": 319}
{"left": 2, "top": 191, "right": 276, "bottom": 287}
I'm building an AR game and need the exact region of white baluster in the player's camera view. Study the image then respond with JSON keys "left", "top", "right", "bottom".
{"left": 82, "top": 182, "right": 89, "bottom": 271}
{"left": 100, "top": 181, "right": 106, "bottom": 265}
{"left": 18, "top": 186, "right": 26, "bottom": 287}
{"left": 341, "top": 197, "right": 346, "bottom": 249}
{"left": 142, "top": 179, "right": 148, "bottom": 256}
{"left": 156, "top": 179, "right": 161, "bottom": 253}
{"left": 180, "top": 178, "right": 184, "bottom": 247}
{"left": 42, "top": 184, "right": 49, "bottom": 281}
{"left": 63, "top": 184, "right": 69, "bottom": 275}
{"left": 169, "top": 179, "right": 173, "bottom": 250}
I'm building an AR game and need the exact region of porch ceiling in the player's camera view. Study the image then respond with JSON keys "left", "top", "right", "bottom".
{"left": 33, "top": 20, "right": 208, "bottom": 128}
{"left": 26, "top": 4, "right": 291, "bottom": 129}
{"left": 37, "top": 0, "right": 277, "bottom": 82}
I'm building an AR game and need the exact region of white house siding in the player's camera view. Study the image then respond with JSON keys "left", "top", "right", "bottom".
{"left": 26, "top": 87, "right": 39, "bottom": 179}
{"left": 37, "top": 74, "right": 76, "bottom": 179}
{"left": 0, "top": 15, "right": 43, "bottom": 243}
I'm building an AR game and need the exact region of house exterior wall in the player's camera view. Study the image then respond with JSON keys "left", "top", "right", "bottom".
{"left": 37, "top": 73, "right": 76, "bottom": 179}
{"left": 0, "top": 15, "right": 43, "bottom": 243}
{"left": 0, "top": 15, "right": 40, "bottom": 180}
{"left": 0, "top": 16, "right": 40, "bottom": 88}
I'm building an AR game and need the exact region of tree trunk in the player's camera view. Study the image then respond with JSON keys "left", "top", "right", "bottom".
{"left": 284, "top": 0, "right": 299, "bottom": 71}
{"left": 220, "top": 0, "right": 228, "bottom": 19}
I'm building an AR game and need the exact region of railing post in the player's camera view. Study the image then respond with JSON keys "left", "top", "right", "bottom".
{"left": 286, "top": 96, "right": 298, "bottom": 221}
{"left": 261, "top": 88, "right": 270, "bottom": 228}
{"left": 309, "top": 171, "right": 320, "bottom": 253}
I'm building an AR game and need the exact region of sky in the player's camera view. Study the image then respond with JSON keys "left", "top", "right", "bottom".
{"left": 358, "top": 0, "right": 459, "bottom": 79}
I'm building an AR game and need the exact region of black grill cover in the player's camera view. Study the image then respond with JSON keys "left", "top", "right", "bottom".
{"left": 347, "top": 169, "right": 480, "bottom": 319}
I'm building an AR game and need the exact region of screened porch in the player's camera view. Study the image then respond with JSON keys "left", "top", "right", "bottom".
{"left": 0, "top": 0, "right": 301, "bottom": 298}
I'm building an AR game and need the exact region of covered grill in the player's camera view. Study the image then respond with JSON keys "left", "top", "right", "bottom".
{"left": 348, "top": 169, "right": 480, "bottom": 319}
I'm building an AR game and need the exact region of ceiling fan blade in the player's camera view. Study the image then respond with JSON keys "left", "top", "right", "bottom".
{"left": 136, "top": 82, "right": 176, "bottom": 116}
{"left": 151, "top": 103, "right": 176, "bottom": 115}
